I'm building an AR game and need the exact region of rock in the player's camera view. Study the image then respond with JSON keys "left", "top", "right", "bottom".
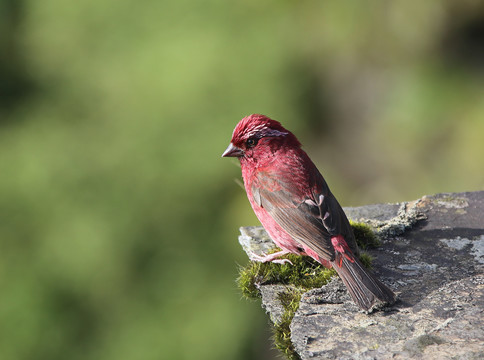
{"left": 238, "top": 191, "right": 484, "bottom": 359}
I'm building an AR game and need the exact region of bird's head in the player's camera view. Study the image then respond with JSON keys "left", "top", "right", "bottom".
{"left": 222, "top": 114, "right": 300, "bottom": 159}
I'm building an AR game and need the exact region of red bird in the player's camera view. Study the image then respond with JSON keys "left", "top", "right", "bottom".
{"left": 222, "top": 114, "right": 395, "bottom": 311}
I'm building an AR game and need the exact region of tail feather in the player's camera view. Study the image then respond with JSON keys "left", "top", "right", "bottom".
{"left": 332, "top": 256, "right": 396, "bottom": 311}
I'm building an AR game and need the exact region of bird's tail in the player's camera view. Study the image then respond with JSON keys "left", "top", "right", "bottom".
{"left": 332, "top": 255, "right": 396, "bottom": 311}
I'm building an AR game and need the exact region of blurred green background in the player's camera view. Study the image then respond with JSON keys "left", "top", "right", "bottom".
{"left": 1, "top": 1, "right": 483, "bottom": 359}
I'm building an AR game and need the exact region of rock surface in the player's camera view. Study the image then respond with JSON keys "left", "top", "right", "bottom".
{"left": 238, "top": 191, "right": 484, "bottom": 359}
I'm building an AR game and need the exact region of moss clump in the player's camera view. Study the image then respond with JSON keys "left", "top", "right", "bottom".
{"left": 351, "top": 221, "right": 379, "bottom": 269}
{"left": 237, "top": 253, "right": 336, "bottom": 300}
{"left": 358, "top": 252, "right": 374, "bottom": 269}
{"left": 236, "top": 252, "right": 336, "bottom": 358}
{"left": 236, "top": 255, "right": 325, "bottom": 358}
{"left": 350, "top": 220, "right": 381, "bottom": 249}
{"left": 273, "top": 289, "right": 303, "bottom": 360}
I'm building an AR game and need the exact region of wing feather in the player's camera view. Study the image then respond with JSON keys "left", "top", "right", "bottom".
{"left": 253, "top": 169, "right": 358, "bottom": 261}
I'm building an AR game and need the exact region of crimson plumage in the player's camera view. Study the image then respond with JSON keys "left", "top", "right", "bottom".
{"left": 223, "top": 114, "right": 395, "bottom": 311}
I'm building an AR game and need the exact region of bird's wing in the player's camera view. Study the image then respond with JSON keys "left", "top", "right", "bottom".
{"left": 253, "top": 169, "right": 356, "bottom": 262}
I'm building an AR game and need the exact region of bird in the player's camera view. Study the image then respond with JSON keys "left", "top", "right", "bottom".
{"left": 222, "top": 114, "right": 396, "bottom": 311}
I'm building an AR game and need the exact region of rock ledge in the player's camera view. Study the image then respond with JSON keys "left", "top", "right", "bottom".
{"left": 238, "top": 192, "right": 484, "bottom": 359}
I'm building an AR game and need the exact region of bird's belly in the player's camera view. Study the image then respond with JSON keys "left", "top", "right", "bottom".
{"left": 253, "top": 207, "right": 304, "bottom": 254}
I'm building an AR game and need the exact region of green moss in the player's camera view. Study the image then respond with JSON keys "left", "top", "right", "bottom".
{"left": 236, "top": 222, "right": 379, "bottom": 359}
{"left": 236, "top": 254, "right": 334, "bottom": 358}
{"left": 273, "top": 289, "right": 303, "bottom": 360}
{"left": 236, "top": 254, "right": 336, "bottom": 300}
{"left": 358, "top": 252, "right": 374, "bottom": 269}
{"left": 350, "top": 220, "right": 381, "bottom": 249}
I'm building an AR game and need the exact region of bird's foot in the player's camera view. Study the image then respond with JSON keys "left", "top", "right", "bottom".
{"left": 249, "top": 250, "right": 293, "bottom": 265}
{"left": 271, "top": 258, "right": 294, "bottom": 265}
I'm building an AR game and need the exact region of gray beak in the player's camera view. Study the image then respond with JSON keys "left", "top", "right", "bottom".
{"left": 222, "top": 143, "right": 244, "bottom": 157}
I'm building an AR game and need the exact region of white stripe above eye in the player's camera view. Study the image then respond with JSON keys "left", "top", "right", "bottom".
{"left": 245, "top": 125, "right": 288, "bottom": 139}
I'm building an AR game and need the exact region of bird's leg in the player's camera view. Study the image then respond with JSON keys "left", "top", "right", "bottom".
{"left": 249, "top": 249, "right": 293, "bottom": 265}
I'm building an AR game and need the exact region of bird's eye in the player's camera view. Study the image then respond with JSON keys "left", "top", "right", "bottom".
{"left": 246, "top": 138, "right": 257, "bottom": 148}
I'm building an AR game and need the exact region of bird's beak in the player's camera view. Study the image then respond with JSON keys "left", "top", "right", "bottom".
{"left": 222, "top": 143, "right": 244, "bottom": 157}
